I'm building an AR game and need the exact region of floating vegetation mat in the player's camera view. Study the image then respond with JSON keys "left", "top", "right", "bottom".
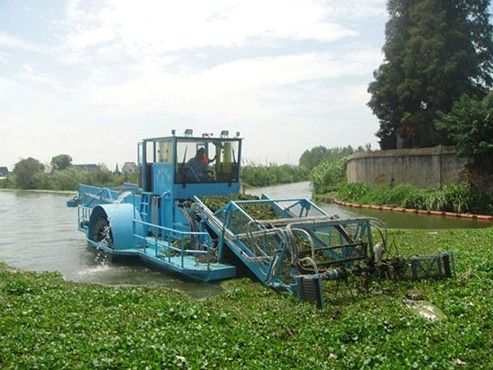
{"left": 199, "top": 193, "right": 279, "bottom": 221}
{"left": 1, "top": 228, "right": 493, "bottom": 368}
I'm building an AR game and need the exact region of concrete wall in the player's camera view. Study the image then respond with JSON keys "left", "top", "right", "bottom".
{"left": 346, "top": 146, "right": 468, "bottom": 188}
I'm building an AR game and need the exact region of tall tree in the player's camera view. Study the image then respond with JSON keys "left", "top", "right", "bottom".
{"left": 369, "top": 0, "right": 493, "bottom": 149}
{"left": 436, "top": 93, "right": 493, "bottom": 172}
{"left": 51, "top": 154, "right": 73, "bottom": 171}
{"left": 299, "top": 146, "right": 327, "bottom": 171}
{"left": 13, "top": 158, "right": 45, "bottom": 189}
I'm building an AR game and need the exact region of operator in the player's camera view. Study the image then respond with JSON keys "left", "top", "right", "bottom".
{"left": 200, "top": 150, "right": 216, "bottom": 166}
{"left": 186, "top": 148, "right": 209, "bottom": 179}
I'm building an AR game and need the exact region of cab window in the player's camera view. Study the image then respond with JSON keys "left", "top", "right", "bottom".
{"left": 175, "top": 139, "right": 239, "bottom": 184}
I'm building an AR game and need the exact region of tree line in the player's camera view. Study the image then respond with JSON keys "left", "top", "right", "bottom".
{"left": 0, "top": 156, "right": 137, "bottom": 191}
{"left": 0, "top": 146, "right": 366, "bottom": 190}
{"left": 0, "top": 155, "right": 310, "bottom": 190}
{"left": 241, "top": 163, "right": 308, "bottom": 188}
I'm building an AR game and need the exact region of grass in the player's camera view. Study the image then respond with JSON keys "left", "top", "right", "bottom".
{"left": 311, "top": 192, "right": 337, "bottom": 203}
{"left": 336, "top": 183, "right": 493, "bottom": 214}
{"left": 1, "top": 227, "right": 492, "bottom": 369}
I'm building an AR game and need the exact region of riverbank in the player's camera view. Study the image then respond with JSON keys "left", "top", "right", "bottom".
{"left": 311, "top": 191, "right": 336, "bottom": 203}
{"left": 315, "top": 183, "right": 493, "bottom": 215}
{"left": 1, "top": 228, "right": 492, "bottom": 368}
{"left": 332, "top": 198, "right": 493, "bottom": 221}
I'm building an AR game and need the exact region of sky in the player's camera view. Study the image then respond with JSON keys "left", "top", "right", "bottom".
{"left": 0, "top": 0, "right": 389, "bottom": 170}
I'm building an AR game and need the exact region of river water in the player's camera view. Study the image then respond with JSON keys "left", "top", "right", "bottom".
{"left": 250, "top": 182, "right": 490, "bottom": 229}
{"left": 0, "top": 191, "right": 222, "bottom": 297}
{"left": 0, "top": 183, "right": 489, "bottom": 294}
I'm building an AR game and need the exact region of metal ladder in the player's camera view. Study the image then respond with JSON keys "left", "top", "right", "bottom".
{"left": 139, "top": 192, "right": 152, "bottom": 221}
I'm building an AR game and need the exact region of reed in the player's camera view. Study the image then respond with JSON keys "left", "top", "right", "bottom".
{"left": 337, "top": 183, "right": 492, "bottom": 214}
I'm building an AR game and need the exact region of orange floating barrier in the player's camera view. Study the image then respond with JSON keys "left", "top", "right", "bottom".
{"left": 444, "top": 212, "right": 458, "bottom": 217}
{"left": 332, "top": 199, "right": 492, "bottom": 221}
{"left": 429, "top": 210, "right": 444, "bottom": 216}
{"left": 477, "top": 214, "right": 493, "bottom": 221}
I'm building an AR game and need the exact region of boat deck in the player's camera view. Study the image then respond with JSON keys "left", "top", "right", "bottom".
{"left": 87, "top": 237, "right": 236, "bottom": 282}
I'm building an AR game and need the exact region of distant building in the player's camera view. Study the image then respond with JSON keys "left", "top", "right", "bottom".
{"left": 0, "top": 167, "right": 8, "bottom": 179}
{"left": 73, "top": 164, "right": 101, "bottom": 172}
{"left": 122, "top": 162, "right": 138, "bottom": 174}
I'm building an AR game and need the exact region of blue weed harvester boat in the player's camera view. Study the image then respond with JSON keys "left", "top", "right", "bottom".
{"left": 68, "top": 130, "right": 455, "bottom": 307}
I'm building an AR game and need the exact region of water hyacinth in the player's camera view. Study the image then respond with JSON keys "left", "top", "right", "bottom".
{"left": 200, "top": 194, "right": 279, "bottom": 221}
{"left": 1, "top": 227, "right": 492, "bottom": 368}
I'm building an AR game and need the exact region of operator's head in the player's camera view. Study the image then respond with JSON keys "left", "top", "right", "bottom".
{"left": 197, "top": 147, "right": 206, "bottom": 157}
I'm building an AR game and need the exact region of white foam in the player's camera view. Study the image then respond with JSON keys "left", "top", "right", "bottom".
{"left": 76, "top": 264, "right": 111, "bottom": 276}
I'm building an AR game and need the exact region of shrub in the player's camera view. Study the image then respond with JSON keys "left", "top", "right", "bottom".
{"left": 440, "top": 183, "right": 476, "bottom": 213}
{"left": 310, "top": 158, "right": 347, "bottom": 194}
{"left": 337, "top": 183, "right": 370, "bottom": 203}
{"left": 12, "top": 158, "right": 45, "bottom": 189}
{"left": 51, "top": 168, "right": 87, "bottom": 191}
{"left": 0, "top": 177, "right": 13, "bottom": 189}
{"left": 436, "top": 93, "right": 493, "bottom": 172}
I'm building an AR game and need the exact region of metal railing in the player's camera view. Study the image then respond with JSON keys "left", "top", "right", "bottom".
{"left": 132, "top": 219, "right": 213, "bottom": 271}
{"left": 77, "top": 205, "right": 92, "bottom": 231}
{"left": 78, "top": 184, "right": 120, "bottom": 206}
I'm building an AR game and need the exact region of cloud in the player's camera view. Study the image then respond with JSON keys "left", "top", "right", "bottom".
{"left": 85, "top": 48, "right": 381, "bottom": 120}
{"left": 0, "top": 0, "right": 386, "bottom": 167}
{"left": 61, "top": 0, "right": 359, "bottom": 56}
{"left": 0, "top": 32, "right": 41, "bottom": 51}
{"left": 326, "top": 0, "right": 387, "bottom": 19}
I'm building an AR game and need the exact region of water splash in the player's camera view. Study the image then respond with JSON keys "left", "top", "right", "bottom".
{"left": 76, "top": 264, "right": 111, "bottom": 276}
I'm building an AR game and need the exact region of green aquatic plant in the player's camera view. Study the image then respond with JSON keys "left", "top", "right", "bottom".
{"left": 1, "top": 227, "right": 493, "bottom": 368}
{"left": 336, "top": 183, "right": 491, "bottom": 214}
{"left": 200, "top": 193, "right": 259, "bottom": 212}
{"left": 200, "top": 194, "right": 279, "bottom": 221}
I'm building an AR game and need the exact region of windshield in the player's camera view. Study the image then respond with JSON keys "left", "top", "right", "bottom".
{"left": 175, "top": 139, "right": 240, "bottom": 184}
